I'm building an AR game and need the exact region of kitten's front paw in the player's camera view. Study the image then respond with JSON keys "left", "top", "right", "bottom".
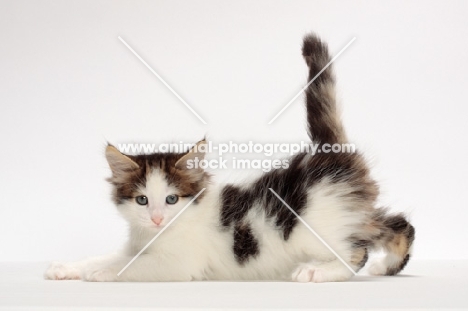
{"left": 44, "top": 261, "right": 81, "bottom": 280}
{"left": 83, "top": 268, "right": 119, "bottom": 282}
{"left": 292, "top": 264, "right": 325, "bottom": 283}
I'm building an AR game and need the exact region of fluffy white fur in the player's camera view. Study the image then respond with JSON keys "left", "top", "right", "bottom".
{"left": 45, "top": 171, "right": 364, "bottom": 282}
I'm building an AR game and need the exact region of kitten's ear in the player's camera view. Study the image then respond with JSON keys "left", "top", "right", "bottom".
{"left": 175, "top": 139, "right": 207, "bottom": 170}
{"left": 105, "top": 145, "right": 139, "bottom": 176}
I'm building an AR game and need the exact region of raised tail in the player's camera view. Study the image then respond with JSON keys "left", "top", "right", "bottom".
{"left": 302, "top": 34, "right": 347, "bottom": 144}
{"left": 368, "top": 209, "right": 416, "bottom": 275}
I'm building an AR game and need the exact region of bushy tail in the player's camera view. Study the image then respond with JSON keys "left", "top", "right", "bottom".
{"left": 369, "top": 210, "right": 416, "bottom": 275}
{"left": 302, "top": 34, "right": 347, "bottom": 144}
{"left": 303, "top": 35, "right": 415, "bottom": 275}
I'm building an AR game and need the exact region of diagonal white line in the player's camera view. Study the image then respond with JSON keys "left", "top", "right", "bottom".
{"left": 117, "top": 188, "right": 206, "bottom": 276}
{"left": 268, "top": 188, "right": 357, "bottom": 276}
{"left": 268, "top": 37, "right": 356, "bottom": 124}
{"left": 118, "top": 36, "right": 207, "bottom": 125}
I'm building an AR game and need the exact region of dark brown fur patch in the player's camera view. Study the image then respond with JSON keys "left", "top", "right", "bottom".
{"left": 233, "top": 224, "right": 259, "bottom": 264}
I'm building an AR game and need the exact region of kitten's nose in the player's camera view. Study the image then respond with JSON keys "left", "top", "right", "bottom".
{"left": 152, "top": 216, "right": 164, "bottom": 226}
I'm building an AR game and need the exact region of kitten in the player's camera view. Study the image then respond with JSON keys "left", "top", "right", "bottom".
{"left": 45, "top": 33, "right": 415, "bottom": 282}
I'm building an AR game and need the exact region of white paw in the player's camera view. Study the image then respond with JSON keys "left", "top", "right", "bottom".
{"left": 83, "top": 268, "right": 118, "bottom": 282}
{"left": 368, "top": 259, "right": 386, "bottom": 276}
{"left": 311, "top": 268, "right": 326, "bottom": 283}
{"left": 291, "top": 264, "right": 326, "bottom": 283}
{"left": 44, "top": 261, "right": 81, "bottom": 280}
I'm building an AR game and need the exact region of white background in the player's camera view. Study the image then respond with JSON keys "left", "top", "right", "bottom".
{"left": 0, "top": 0, "right": 467, "bottom": 262}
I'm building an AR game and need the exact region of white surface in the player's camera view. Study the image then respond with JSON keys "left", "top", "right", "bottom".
{"left": 1, "top": 0, "right": 468, "bottom": 262}
{"left": 0, "top": 260, "right": 467, "bottom": 310}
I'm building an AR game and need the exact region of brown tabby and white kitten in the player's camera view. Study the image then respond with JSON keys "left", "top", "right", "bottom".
{"left": 45, "top": 33, "right": 415, "bottom": 282}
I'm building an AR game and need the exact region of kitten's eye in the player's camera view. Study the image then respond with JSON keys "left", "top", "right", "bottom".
{"left": 166, "top": 194, "right": 179, "bottom": 205}
{"left": 135, "top": 196, "right": 148, "bottom": 206}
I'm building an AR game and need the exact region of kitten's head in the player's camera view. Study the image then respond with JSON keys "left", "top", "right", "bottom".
{"left": 105, "top": 140, "right": 209, "bottom": 231}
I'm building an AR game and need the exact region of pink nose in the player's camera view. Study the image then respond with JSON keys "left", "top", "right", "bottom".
{"left": 152, "top": 216, "right": 164, "bottom": 226}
